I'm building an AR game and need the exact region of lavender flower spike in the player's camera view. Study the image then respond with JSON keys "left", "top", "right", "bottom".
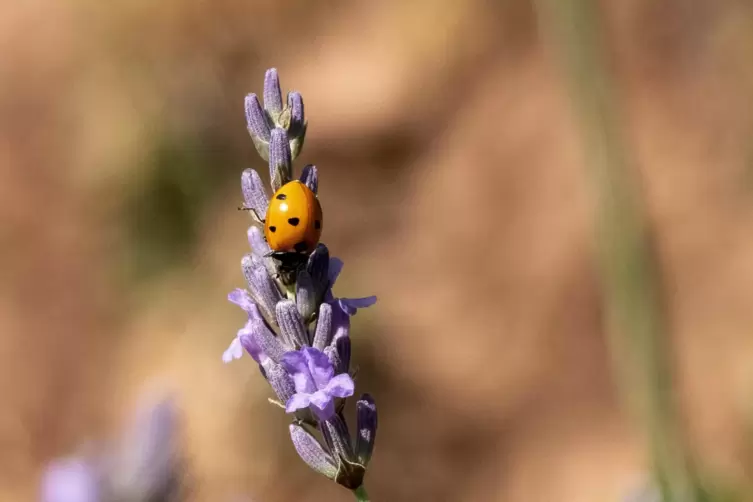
{"left": 282, "top": 347, "right": 354, "bottom": 421}
{"left": 269, "top": 127, "right": 292, "bottom": 192}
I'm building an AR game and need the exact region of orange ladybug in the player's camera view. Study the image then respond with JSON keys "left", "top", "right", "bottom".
{"left": 264, "top": 180, "right": 322, "bottom": 253}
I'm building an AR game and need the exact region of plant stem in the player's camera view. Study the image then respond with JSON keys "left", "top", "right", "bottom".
{"left": 353, "top": 485, "right": 370, "bottom": 502}
{"left": 532, "top": 1, "right": 699, "bottom": 501}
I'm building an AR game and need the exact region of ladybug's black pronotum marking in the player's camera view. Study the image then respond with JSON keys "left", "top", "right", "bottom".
{"left": 288, "top": 217, "right": 300, "bottom": 226}
{"left": 294, "top": 241, "right": 308, "bottom": 252}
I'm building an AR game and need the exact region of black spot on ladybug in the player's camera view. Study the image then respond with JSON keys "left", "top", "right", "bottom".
{"left": 314, "top": 220, "right": 321, "bottom": 230}
{"left": 288, "top": 217, "right": 300, "bottom": 226}
{"left": 276, "top": 193, "right": 287, "bottom": 200}
{"left": 294, "top": 241, "right": 308, "bottom": 252}
{"left": 269, "top": 226, "right": 277, "bottom": 233}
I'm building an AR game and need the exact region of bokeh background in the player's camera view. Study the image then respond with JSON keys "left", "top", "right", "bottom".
{"left": 2, "top": 0, "right": 753, "bottom": 500}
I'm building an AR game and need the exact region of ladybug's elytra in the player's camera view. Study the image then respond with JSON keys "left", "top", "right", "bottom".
{"left": 264, "top": 180, "right": 322, "bottom": 254}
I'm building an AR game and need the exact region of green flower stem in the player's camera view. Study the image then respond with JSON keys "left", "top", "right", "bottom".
{"left": 532, "top": 1, "right": 699, "bottom": 501}
{"left": 353, "top": 485, "right": 370, "bottom": 502}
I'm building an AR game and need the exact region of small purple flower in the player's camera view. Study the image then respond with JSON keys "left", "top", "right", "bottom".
{"left": 281, "top": 347, "right": 354, "bottom": 421}
{"left": 42, "top": 457, "right": 100, "bottom": 502}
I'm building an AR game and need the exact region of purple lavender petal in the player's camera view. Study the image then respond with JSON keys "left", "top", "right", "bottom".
{"left": 227, "top": 289, "right": 262, "bottom": 319}
{"left": 268, "top": 128, "right": 292, "bottom": 191}
{"left": 244, "top": 94, "right": 271, "bottom": 142}
{"left": 222, "top": 336, "right": 243, "bottom": 363}
{"left": 42, "top": 457, "right": 100, "bottom": 502}
{"left": 324, "top": 373, "right": 355, "bottom": 399}
{"left": 285, "top": 393, "right": 312, "bottom": 413}
{"left": 276, "top": 300, "right": 309, "bottom": 349}
{"left": 301, "top": 347, "right": 335, "bottom": 390}
{"left": 338, "top": 296, "right": 378, "bottom": 316}
{"left": 288, "top": 424, "right": 338, "bottom": 479}
{"left": 263, "top": 68, "right": 283, "bottom": 114}
{"left": 281, "top": 350, "right": 317, "bottom": 394}
{"left": 331, "top": 300, "right": 351, "bottom": 341}
{"left": 309, "top": 390, "right": 336, "bottom": 421}
{"left": 328, "top": 257, "right": 344, "bottom": 286}
{"left": 312, "top": 303, "right": 333, "bottom": 351}
{"left": 355, "top": 394, "right": 377, "bottom": 466}
{"left": 241, "top": 169, "right": 269, "bottom": 219}
{"left": 239, "top": 330, "right": 266, "bottom": 364}
{"left": 299, "top": 164, "right": 318, "bottom": 194}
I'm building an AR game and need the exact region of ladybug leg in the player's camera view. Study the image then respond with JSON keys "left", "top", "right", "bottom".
{"left": 237, "top": 205, "right": 265, "bottom": 224}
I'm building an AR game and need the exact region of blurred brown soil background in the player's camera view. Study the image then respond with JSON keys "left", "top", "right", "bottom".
{"left": 1, "top": 0, "right": 753, "bottom": 500}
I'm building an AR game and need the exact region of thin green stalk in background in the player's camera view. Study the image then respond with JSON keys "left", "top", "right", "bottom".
{"left": 532, "top": 1, "right": 699, "bottom": 501}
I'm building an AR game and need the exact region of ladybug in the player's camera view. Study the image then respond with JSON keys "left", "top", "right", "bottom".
{"left": 262, "top": 180, "right": 322, "bottom": 284}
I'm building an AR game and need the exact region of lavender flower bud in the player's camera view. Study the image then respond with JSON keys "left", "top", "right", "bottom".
{"left": 312, "top": 303, "right": 333, "bottom": 351}
{"left": 244, "top": 317, "right": 284, "bottom": 364}
{"left": 355, "top": 394, "right": 377, "bottom": 466}
{"left": 320, "top": 415, "right": 365, "bottom": 490}
{"left": 320, "top": 414, "right": 355, "bottom": 463}
{"left": 307, "top": 244, "right": 330, "bottom": 304}
{"left": 295, "top": 269, "right": 316, "bottom": 322}
{"left": 263, "top": 68, "right": 283, "bottom": 115}
{"left": 299, "top": 164, "right": 318, "bottom": 194}
{"left": 276, "top": 300, "right": 310, "bottom": 349}
{"left": 265, "top": 360, "right": 295, "bottom": 404}
{"left": 287, "top": 92, "right": 307, "bottom": 158}
{"left": 289, "top": 424, "right": 338, "bottom": 480}
{"left": 242, "top": 257, "right": 282, "bottom": 323}
{"left": 241, "top": 169, "right": 269, "bottom": 221}
{"left": 245, "top": 94, "right": 271, "bottom": 142}
{"left": 269, "top": 128, "right": 292, "bottom": 192}
{"left": 106, "top": 397, "right": 181, "bottom": 501}
{"left": 287, "top": 92, "right": 304, "bottom": 134}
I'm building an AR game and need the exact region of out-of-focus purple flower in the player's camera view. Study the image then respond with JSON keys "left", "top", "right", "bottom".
{"left": 107, "top": 395, "right": 180, "bottom": 501}
{"left": 42, "top": 393, "right": 182, "bottom": 502}
{"left": 281, "top": 347, "right": 354, "bottom": 421}
{"left": 42, "top": 457, "right": 100, "bottom": 502}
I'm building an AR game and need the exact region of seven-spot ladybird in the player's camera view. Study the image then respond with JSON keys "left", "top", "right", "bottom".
{"left": 264, "top": 180, "right": 322, "bottom": 254}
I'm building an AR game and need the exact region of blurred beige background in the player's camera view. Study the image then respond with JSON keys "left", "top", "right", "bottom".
{"left": 2, "top": 0, "right": 753, "bottom": 500}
